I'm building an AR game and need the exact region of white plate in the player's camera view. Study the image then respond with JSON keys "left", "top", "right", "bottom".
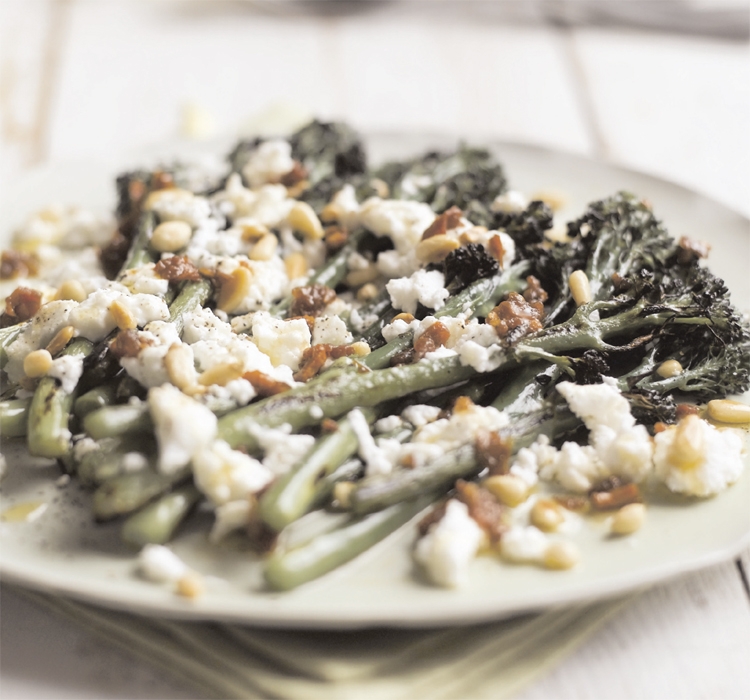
{"left": 1, "top": 135, "right": 749, "bottom": 628}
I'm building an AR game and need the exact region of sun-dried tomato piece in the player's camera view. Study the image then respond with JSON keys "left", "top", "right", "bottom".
{"left": 389, "top": 347, "right": 415, "bottom": 366}
{"left": 475, "top": 430, "right": 513, "bottom": 476}
{"left": 328, "top": 344, "right": 356, "bottom": 360}
{"left": 100, "top": 232, "right": 132, "bottom": 279}
{"left": 321, "top": 418, "right": 339, "bottom": 433}
{"left": 3, "top": 286, "right": 42, "bottom": 324}
{"left": 453, "top": 395, "right": 475, "bottom": 413}
{"left": 421, "top": 206, "right": 463, "bottom": 240}
{"left": 279, "top": 161, "right": 308, "bottom": 187}
{"left": 413, "top": 321, "right": 450, "bottom": 361}
{"left": 154, "top": 255, "right": 201, "bottom": 283}
{"left": 324, "top": 225, "right": 349, "bottom": 251}
{"left": 677, "top": 236, "right": 711, "bottom": 265}
{"left": 0, "top": 251, "right": 38, "bottom": 280}
{"left": 523, "top": 275, "right": 548, "bottom": 305}
{"left": 486, "top": 291, "right": 544, "bottom": 343}
{"left": 589, "top": 480, "right": 642, "bottom": 511}
{"left": 243, "top": 370, "right": 290, "bottom": 398}
{"left": 417, "top": 500, "right": 448, "bottom": 537}
{"left": 294, "top": 345, "right": 330, "bottom": 382}
{"left": 553, "top": 494, "right": 589, "bottom": 511}
{"left": 290, "top": 284, "right": 336, "bottom": 318}
{"left": 676, "top": 403, "right": 700, "bottom": 420}
{"left": 611, "top": 273, "right": 632, "bottom": 294}
{"left": 455, "top": 480, "right": 506, "bottom": 543}
{"left": 109, "top": 329, "right": 153, "bottom": 359}
{"left": 487, "top": 234, "right": 505, "bottom": 263}
{"left": 246, "top": 518, "right": 278, "bottom": 554}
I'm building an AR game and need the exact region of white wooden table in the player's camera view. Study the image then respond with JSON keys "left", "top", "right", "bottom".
{"left": 1, "top": 2, "right": 749, "bottom": 698}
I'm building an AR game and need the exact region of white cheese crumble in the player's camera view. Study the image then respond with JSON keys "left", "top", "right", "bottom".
{"left": 241, "top": 139, "right": 295, "bottom": 189}
{"left": 386, "top": 269, "right": 449, "bottom": 315}
{"left": 47, "top": 354, "right": 84, "bottom": 394}
{"left": 401, "top": 404, "right": 442, "bottom": 428}
{"left": 654, "top": 414, "right": 745, "bottom": 496}
{"left": 491, "top": 191, "right": 528, "bottom": 214}
{"left": 251, "top": 312, "right": 311, "bottom": 370}
{"left": 312, "top": 315, "right": 353, "bottom": 346}
{"left": 149, "top": 385, "right": 217, "bottom": 474}
{"left": 348, "top": 408, "right": 393, "bottom": 477}
{"left": 138, "top": 544, "right": 190, "bottom": 583}
{"left": 414, "top": 500, "right": 485, "bottom": 588}
{"left": 500, "top": 526, "right": 550, "bottom": 563}
{"left": 210, "top": 500, "right": 254, "bottom": 543}
{"left": 253, "top": 425, "right": 315, "bottom": 475}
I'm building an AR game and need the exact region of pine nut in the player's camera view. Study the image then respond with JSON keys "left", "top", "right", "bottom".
{"left": 392, "top": 312, "right": 415, "bottom": 323}
{"left": 350, "top": 341, "right": 371, "bottom": 357}
{"left": 109, "top": 299, "right": 137, "bottom": 331}
{"left": 176, "top": 573, "right": 204, "bottom": 599}
{"left": 345, "top": 264, "right": 379, "bottom": 288}
{"left": 24, "top": 349, "right": 53, "bottom": 378}
{"left": 144, "top": 187, "right": 193, "bottom": 212}
{"left": 370, "top": 178, "right": 390, "bottom": 199}
{"left": 707, "top": 399, "right": 750, "bottom": 424}
{"left": 569, "top": 270, "right": 592, "bottom": 306}
{"left": 45, "top": 325, "right": 76, "bottom": 356}
{"left": 334, "top": 482, "right": 355, "bottom": 509}
{"left": 56, "top": 279, "right": 87, "bottom": 302}
{"left": 657, "top": 359, "right": 683, "bottom": 378}
{"left": 543, "top": 541, "right": 580, "bottom": 570}
{"left": 668, "top": 414, "right": 705, "bottom": 470}
{"left": 238, "top": 221, "right": 270, "bottom": 242}
{"left": 284, "top": 252, "right": 308, "bottom": 280}
{"left": 484, "top": 474, "right": 529, "bottom": 507}
{"left": 165, "top": 343, "right": 197, "bottom": 391}
{"left": 320, "top": 202, "right": 340, "bottom": 223}
{"left": 356, "top": 283, "right": 379, "bottom": 302}
{"left": 610, "top": 503, "right": 646, "bottom": 536}
{"left": 416, "top": 234, "right": 460, "bottom": 264}
{"left": 151, "top": 220, "right": 192, "bottom": 252}
{"left": 198, "top": 361, "right": 244, "bottom": 387}
{"left": 530, "top": 498, "right": 564, "bottom": 532}
{"left": 217, "top": 266, "right": 253, "bottom": 313}
{"left": 249, "top": 233, "right": 278, "bottom": 261}
{"left": 287, "top": 201, "right": 324, "bottom": 240}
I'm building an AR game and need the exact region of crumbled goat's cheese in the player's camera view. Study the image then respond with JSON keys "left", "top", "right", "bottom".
{"left": 147, "top": 190, "right": 211, "bottom": 228}
{"left": 381, "top": 317, "right": 419, "bottom": 343}
{"left": 4, "top": 300, "right": 76, "bottom": 383}
{"left": 500, "top": 526, "right": 550, "bottom": 563}
{"left": 654, "top": 414, "right": 745, "bottom": 496}
{"left": 253, "top": 425, "right": 315, "bottom": 475}
{"left": 491, "top": 190, "right": 528, "bottom": 214}
{"left": 374, "top": 415, "right": 404, "bottom": 433}
{"left": 119, "top": 263, "right": 170, "bottom": 296}
{"left": 213, "top": 174, "right": 293, "bottom": 228}
{"left": 349, "top": 408, "right": 393, "bottom": 476}
{"left": 120, "top": 321, "right": 183, "bottom": 388}
{"left": 386, "top": 269, "right": 450, "bottom": 315}
{"left": 415, "top": 403, "right": 508, "bottom": 452}
{"left": 210, "top": 500, "right": 254, "bottom": 543}
{"left": 312, "top": 315, "right": 353, "bottom": 346}
{"left": 401, "top": 404, "right": 442, "bottom": 428}
{"left": 13, "top": 205, "right": 113, "bottom": 250}
{"left": 414, "top": 500, "right": 485, "bottom": 588}
{"left": 252, "top": 312, "right": 311, "bottom": 370}
{"left": 193, "top": 439, "right": 273, "bottom": 505}
{"left": 138, "top": 544, "right": 190, "bottom": 583}
{"left": 241, "top": 139, "right": 295, "bottom": 189}
{"left": 149, "top": 385, "right": 217, "bottom": 474}
{"left": 69, "top": 290, "right": 168, "bottom": 342}
{"left": 47, "top": 354, "right": 84, "bottom": 394}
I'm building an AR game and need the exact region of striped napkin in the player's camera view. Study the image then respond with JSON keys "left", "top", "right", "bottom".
{"left": 19, "top": 587, "right": 629, "bottom": 700}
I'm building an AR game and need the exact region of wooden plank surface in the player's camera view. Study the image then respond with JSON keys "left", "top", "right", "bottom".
{"left": 1, "top": 2, "right": 749, "bottom": 698}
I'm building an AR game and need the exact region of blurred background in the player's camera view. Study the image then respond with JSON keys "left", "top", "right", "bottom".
{"left": 0, "top": 0, "right": 748, "bottom": 215}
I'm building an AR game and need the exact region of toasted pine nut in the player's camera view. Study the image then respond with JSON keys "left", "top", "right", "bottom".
{"left": 56, "top": 279, "right": 87, "bottom": 302}
{"left": 356, "top": 283, "right": 379, "bottom": 302}
{"left": 657, "top": 359, "right": 683, "bottom": 378}
{"left": 45, "top": 325, "right": 76, "bottom": 356}
{"left": 239, "top": 221, "right": 270, "bottom": 242}
{"left": 144, "top": 187, "right": 193, "bottom": 211}
{"left": 453, "top": 396, "right": 475, "bottom": 413}
{"left": 392, "top": 312, "right": 415, "bottom": 323}
{"left": 349, "top": 341, "right": 371, "bottom": 357}
{"left": 345, "top": 265, "right": 379, "bottom": 288}
{"left": 530, "top": 498, "right": 564, "bottom": 532}
{"left": 707, "top": 399, "right": 750, "bottom": 424}
{"left": 668, "top": 414, "right": 705, "bottom": 470}
{"left": 569, "top": 270, "right": 592, "bottom": 306}
{"left": 109, "top": 299, "right": 137, "bottom": 331}
{"left": 285, "top": 180, "right": 309, "bottom": 199}
{"left": 543, "top": 541, "right": 580, "bottom": 570}
{"left": 284, "top": 252, "right": 308, "bottom": 280}
{"left": 198, "top": 361, "right": 244, "bottom": 387}
{"left": 610, "top": 503, "right": 646, "bottom": 536}
{"left": 24, "top": 349, "right": 53, "bottom": 378}
{"left": 370, "top": 178, "right": 390, "bottom": 199}
{"left": 484, "top": 474, "right": 528, "bottom": 507}
{"left": 333, "top": 482, "right": 355, "bottom": 509}
{"left": 416, "top": 234, "right": 460, "bottom": 264}
{"left": 458, "top": 226, "right": 488, "bottom": 246}
{"left": 176, "top": 573, "right": 204, "bottom": 599}
{"left": 249, "top": 233, "right": 278, "bottom": 261}
{"left": 151, "top": 220, "right": 192, "bottom": 252}
{"left": 217, "top": 266, "right": 252, "bottom": 313}
{"left": 320, "top": 202, "right": 340, "bottom": 223}
{"left": 165, "top": 343, "right": 197, "bottom": 391}
{"left": 288, "top": 201, "right": 324, "bottom": 240}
